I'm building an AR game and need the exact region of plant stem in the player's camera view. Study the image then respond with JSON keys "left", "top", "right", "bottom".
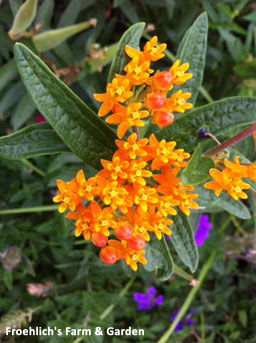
{"left": 143, "top": 33, "right": 214, "bottom": 104}
{"left": 200, "top": 312, "right": 205, "bottom": 343}
{"left": 0, "top": 205, "right": 58, "bottom": 215}
{"left": 173, "top": 264, "right": 194, "bottom": 282}
{"left": 230, "top": 214, "right": 246, "bottom": 237}
{"left": 21, "top": 159, "right": 46, "bottom": 177}
{"left": 157, "top": 251, "right": 216, "bottom": 343}
{"left": 99, "top": 277, "right": 135, "bottom": 321}
{"left": 204, "top": 124, "right": 256, "bottom": 158}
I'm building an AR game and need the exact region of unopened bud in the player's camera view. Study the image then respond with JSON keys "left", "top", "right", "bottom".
{"left": 152, "top": 110, "right": 174, "bottom": 128}
{"left": 146, "top": 92, "right": 165, "bottom": 111}
{"left": 154, "top": 71, "right": 173, "bottom": 90}
{"left": 128, "top": 236, "right": 145, "bottom": 250}
{"left": 91, "top": 232, "right": 108, "bottom": 247}
{"left": 100, "top": 247, "right": 117, "bottom": 264}
{"left": 115, "top": 222, "right": 133, "bottom": 241}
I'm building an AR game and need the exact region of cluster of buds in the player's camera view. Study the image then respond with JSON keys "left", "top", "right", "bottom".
{"left": 53, "top": 36, "right": 199, "bottom": 271}
{"left": 93, "top": 36, "right": 193, "bottom": 137}
{"left": 205, "top": 156, "right": 256, "bottom": 200}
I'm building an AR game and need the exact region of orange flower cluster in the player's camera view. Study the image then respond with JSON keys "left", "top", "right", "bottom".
{"left": 53, "top": 132, "right": 198, "bottom": 271}
{"left": 53, "top": 36, "right": 198, "bottom": 272}
{"left": 204, "top": 156, "right": 256, "bottom": 200}
{"left": 94, "top": 36, "right": 193, "bottom": 138}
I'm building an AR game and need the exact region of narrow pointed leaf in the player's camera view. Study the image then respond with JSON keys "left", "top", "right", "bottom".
{"left": 14, "top": 43, "right": 117, "bottom": 170}
{"left": 144, "top": 236, "right": 173, "bottom": 281}
{"left": 9, "top": 0, "right": 37, "bottom": 36}
{"left": 170, "top": 211, "right": 199, "bottom": 273}
{"left": 155, "top": 97, "right": 256, "bottom": 153}
{"left": 32, "top": 21, "right": 95, "bottom": 52}
{"left": 0, "top": 123, "right": 69, "bottom": 159}
{"left": 0, "top": 59, "right": 17, "bottom": 92}
{"left": 176, "top": 12, "right": 208, "bottom": 106}
{"left": 107, "top": 22, "right": 145, "bottom": 83}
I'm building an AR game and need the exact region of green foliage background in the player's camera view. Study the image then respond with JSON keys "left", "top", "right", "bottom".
{"left": 0, "top": 0, "right": 256, "bottom": 342}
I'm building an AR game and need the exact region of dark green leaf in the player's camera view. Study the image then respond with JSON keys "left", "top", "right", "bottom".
{"left": 0, "top": 59, "right": 17, "bottom": 93}
{"left": 0, "top": 123, "right": 69, "bottom": 159}
{"left": 181, "top": 145, "right": 215, "bottom": 185}
{"left": 155, "top": 97, "right": 256, "bottom": 153}
{"left": 170, "top": 210, "right": 198, "bottom": 273}
{"left": 11, "top": 93, "right": 36, "bottom": 130}
{"left": 144, "top": 236, "right": 173, "bottom": 281}
{"left": 107, "top": 22, "right": 145, "bottom": 83}
{"left": 195, "top": 186, "right": 251, "bottom": 220}
{"left": 234, "top": 59, "right": 256, "bottom": 79}
{"left": 14, "top": 43, "right": 117, "bottom": 170}
{"left": 0, "top": 81, "right": 25, "bottom": 114}
{"left": 176, "top": 12, "right": 208, "bottom": 106}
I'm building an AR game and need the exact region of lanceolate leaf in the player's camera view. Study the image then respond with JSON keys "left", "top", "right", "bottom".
{"left": 14, "top": 43, "right": 117, "bottom": 170}
{"left": 170, "top": 211, "right": 199, "bottom": 273}
{"left": 176, "top": 12, "right": 208, "bottom": 106}
{"left": 0, "top": 123, "right": 69, "bottom": 159}
{"left": 144, "top": 236, "right": 173, "bottom": 281}
{"left": 107, "top": 22, "right": 145, "bottom": 83}
{"left": 181, "top": 144, "right": 215, "bottom": 186}
{"left": 195, "top": 186, "right": 251, "bottom": 220}
{"left": 9, "top": 0, "right": 37, "bottom": 37}
{"left": 155, "top": 97, "right": 256, "bottom": 153}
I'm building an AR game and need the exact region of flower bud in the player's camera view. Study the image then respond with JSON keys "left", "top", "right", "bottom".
{"left": 115, "top": 222, "right": 133, "bottom": 241}
{"left": 100, "top": 247, "right": 117, "bottom": 264}
{"left": 154, "top": 71, "right": 173, "bottom": 90}
{"left": 128, "top": 236, "right": 146, "bottom": 250}
{"left": 152, "top": 110, "right": 174, "bottom": 128}
{"left": 146, "top": 92, "right": 165, "bottom": 111}
{"left": 91, "top": 232, "right": 108, "bottom": 247}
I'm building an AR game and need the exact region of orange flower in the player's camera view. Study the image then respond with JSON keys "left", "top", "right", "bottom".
{"left": 145, "top": 134, "right": 189, "bottom": 170}
{"left": 97, "top": 177, "right": 131, "bottom": 213}
{"left": 76, "top": 170, "right": 98, "bottom": 201}
{"left": 247, "top": 162, "right": 256, "bottom": 182}
{"left": 134, "top": 185, "right": 158, "bottom": 212}
{"left": 87, "top": 201, "right": 117, "bottom": 236}
{"left": 166, "top": 90, "right": 193, "bottom": 113}
{"left": 99, "top": 155, "right": 129, "bottom": 180}
{"left": 126, "top": 160, "right": 152, "bottom": 186}
{"left": 157, "top": 195, "right": 178, "bottom": 217}
{"left": 66, "top": 203, "right": 92, "bottom": 240}
{"left": 108, "top": 240, "right": 147, "bottom": 271}
{"left": 223, "top": 156, "right": 247, "bottom": 178}
{"left": 143, "top": 36, "right": 167, "bottom": 62}
{"left": 148, "top": 212, "right": 173, "bottom": 240}
{"left": 169, "top": 60, "right": 193, "bottom": 85}
{"left": 106, "top": 103, "right": 149, "bottom": 139}
{"left": 94, "top": 76, "right": 132, "bottom": 117}
{"left": 53, "top": 179, "right": 81, "bottom": 213}
{"left": 204, "top": 168, "right": 250, "bottom": 200}
{"left": 124, "top": 56, "right": 151, "bottom": 85}
{"left": 125, "top": 36, "right": 166, "bottom": 63}
{"left": 115, "top": 133, "right": 148, "bottom": 160}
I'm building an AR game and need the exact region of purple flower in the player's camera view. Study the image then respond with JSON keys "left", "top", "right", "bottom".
{"left": 194, "top": 214, "right": 212, "bottom": 247}
{"left": 133, "top": 286, "right": 163, "bottom": 311}
{"left": 170, "top": 309, "right": 195, "bottom": 332}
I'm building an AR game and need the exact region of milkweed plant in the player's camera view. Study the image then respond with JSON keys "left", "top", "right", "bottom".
{"left": 1, "top": 9, "right": 256, "bottom": 340}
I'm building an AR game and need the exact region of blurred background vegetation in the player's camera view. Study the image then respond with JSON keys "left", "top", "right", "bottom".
{"left": 0, "top": 0, "right": 256, "bottom": 342}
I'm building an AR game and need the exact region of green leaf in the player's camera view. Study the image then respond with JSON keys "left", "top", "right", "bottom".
{"left": 32, "top": 21, "right": 95, "bottom": 52}
{"left": 170, "top": 210, "right": 198, "bottom": 273}
{"left": 195, "top": 186, "right": 251, "bottom": 220}
{"left": 238, "top": 310, "right": 248, "bottom": 328}
{"left": 107, "top": 22, "right": 145, "bottom": 83}
{"left": 35, "top": 0, "right": 54, "bottom": 32}
{"left": 144, "top": 236, "right": 173, "bottom": 281}
{"left": 9, "top": 0, "right": 37, "bottom": 37}
{"left": 176, "top": 12, "right": 208, "bottom": 106}
{"left": 155, "top": 97, "right": 256, "bottom": 153}
{"left": 0, "top": 123, "right": 69, "bottom": 159}
{"left": 14, "top": 43, "right": 117, "bottom": 170}
{"left": 181, "top": 145, "right": 215, "bottom": 185}
{"left": 0, "top": 59, "right": 17, "bottom": 93}
{"left": 0, "top": 81, "right": 25, "bottom": 114}
{"left": 11, "top": 93, "right": 36, "bottom": 130}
